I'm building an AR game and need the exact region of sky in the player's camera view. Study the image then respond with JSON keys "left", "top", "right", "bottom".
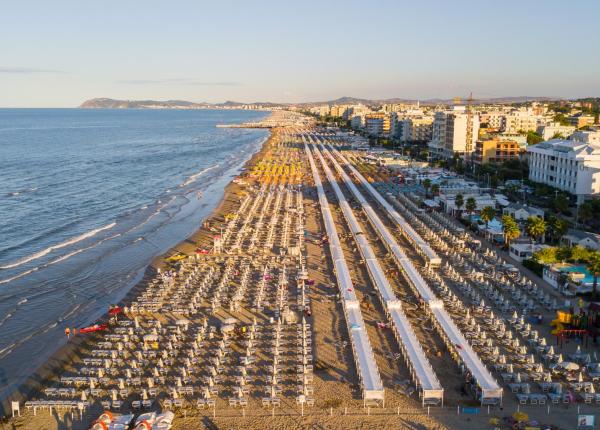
{"left": 1, "top": 0, "right": 599, "bottom": 107}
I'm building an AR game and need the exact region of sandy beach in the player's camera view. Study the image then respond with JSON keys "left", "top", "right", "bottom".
{"left": 3, "top": 113, "right": 598, "bottom": 430}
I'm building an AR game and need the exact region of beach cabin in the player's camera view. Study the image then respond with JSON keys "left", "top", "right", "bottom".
{"left": 475, "top": 217, "right": 504, "bottom": 244}
{"left": 561, "top": 229, "right": 600, "bottom": 251}
{"left": 509, "top": 242, "right": 549, "bottom": 262}
{"left": 502, "top": 202, "right": 545, "bottom": 221}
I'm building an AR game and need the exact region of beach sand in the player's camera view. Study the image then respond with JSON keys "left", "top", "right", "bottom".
{"left": 3, "top": 120, "right": 591, "bottom": 430}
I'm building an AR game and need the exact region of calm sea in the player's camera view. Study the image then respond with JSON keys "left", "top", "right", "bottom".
{"left": 0, "top": 108, "right": 269, "bottom": 400}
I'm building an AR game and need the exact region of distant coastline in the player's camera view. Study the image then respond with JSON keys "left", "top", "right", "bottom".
{"left": 80, "top": 98, "right": 275, "bottom": 110}
{"left": 79, "top": 95, "right": 565, "bottom": 110}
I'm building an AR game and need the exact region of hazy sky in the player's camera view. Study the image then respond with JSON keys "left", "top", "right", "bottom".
{"left": 1, "top": 0, "right": 599, "bottom": 107}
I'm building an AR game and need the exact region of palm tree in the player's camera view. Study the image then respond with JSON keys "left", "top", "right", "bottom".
{"left": 466, "top": 197, "right": 477, "bottom": 216}
{"left": 480, "top": 206, "right": 496, "bottom": 232}
{"left": 501, "top": 214, "right": 520, "bottom": 250}
{"left": 549, "top": 216, "right": 568, "bottom": 245}
{"left": 422, "top": 179, "right": 431, "bottom": 197}
{"left": 525, "top": 216, "right": 547, "bottom": 253}
{"left": 455, "top": 194, "right": 464, "bottom": 217}
{"left": 586, "top": 251, "right": 600, "bottom": 300}
{"left": 431, "top": 184, "right": 440, "bottom": 197}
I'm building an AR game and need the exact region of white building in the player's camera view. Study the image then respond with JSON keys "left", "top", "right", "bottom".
{"left": 389, "top": 112, "right": 405, "bottom": 138}
{"left": 561, "top": 229, "right": 600, "bottom": 250}
{"left": 509, "top": 242, "right": 549, "bottom": 263}
{"left": 429, "top": 106, "right": 480, "bottom": 160}
{"left": 527, "top": 139, "right": 600, "bottom": 201}
{"left": 502, "top": 202, "right": 545, "bottom": 221}
{"left": 504, "top": 110, "right": 544, "bottom": 133}
{"left": 537, "top": 122, "right": 576, "bottom": 141}
{"left": 571, "top": 129, "right": 600, "bottom": 145}
{"left": 351, "top": 114, "right": 366, "bottom": 129}
{"left": 400, "top": 116, "right": 433, "bottom": 142}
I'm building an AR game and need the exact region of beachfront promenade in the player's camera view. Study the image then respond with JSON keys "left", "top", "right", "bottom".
{"left": 8, "top": 112, "right": 600, "bottom": 430}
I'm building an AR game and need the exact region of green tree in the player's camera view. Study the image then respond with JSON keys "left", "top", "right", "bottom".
{"left": 455, "top": 194, "right": 464, "bottom": 217}
{"left": 579, "top": 201, "right": 594, "bottom": 226}
{"left": 526, "top": 131, "right": 544, "bottom": 145}
{"left": 480, "top": 206, "right": 496, "bottom": 231}
{"left": 431, "top": 184, "right": 440, "bottom": 197}
{"left": 570, "top": 245, "right": 592, "bottom": 263}
{"left": 526, "top": 216, "right": 547, "bottom": 246}
{"left": 552, "top": 194, "right": 570, "bottom": 214}
{"left": 501, "top": 214, "right": 520, "bottom": 249}
{"left": 466, "top": 197, "right": 477, "bottom": 216}
{"left": 548, "top": 216, "right": 568, "bottom": 244}
{"left": 422, "top": 179, "right": 431, "bottom": 197}
{"left": 553, "top": 113, "right": 571, "bottom": 126}
{"left": 533, "top": 247, "right": 558, "bottom": 265}
{"left": 556, "top": 246, "right": 572, "bottom": 262}
{"left": 586, "top": 251, "right": 600, "bottom": 299}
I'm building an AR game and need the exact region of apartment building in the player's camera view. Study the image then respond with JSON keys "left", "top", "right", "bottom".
{"left": 527, "top": 139, "right": 600, "bottom": 201}
{"left": 569, "top": 114, "right": 595, "bottom": 128}
{"left": 473, "top": 137, "right": 523, "bottom": 165}
{"left": 537, "top": 122, "right": 576, "bottom": 140}
{"left": 389, "top": 112, "right": 405, "bottom": 138}
{"left": 364, "top": 112, "right": 390, "bottom": 136}
{"left": 428, "top": 106, "right": 480, "bottom": 160}
{"left": 571, "top": 129, "right": 600, "bottom": 145}
{"left": 400, "top": 116, "right": 433, "bottom": 142}
{"left": 504, "top": 110, "right": 543, "bottom": 133}
{"left": 351, "top": 114, "right": 366, "bottom": 129}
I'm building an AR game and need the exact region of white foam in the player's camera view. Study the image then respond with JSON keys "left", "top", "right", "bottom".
{"left": 182, "top": 164, "right": 220, "bottom": 187}
{"left": 0, "top": 222, "right": 116, "bottom": 270}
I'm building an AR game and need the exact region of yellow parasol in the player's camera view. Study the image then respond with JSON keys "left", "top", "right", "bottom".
{"left": 512, "top": 411, "right": 529, "bottom": 422}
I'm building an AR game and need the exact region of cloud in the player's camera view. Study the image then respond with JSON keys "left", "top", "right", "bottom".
{"left": 117, "top": 78, "right": 241, "bottom": 86}
{"left": 0, "top": 67, "right": 65, "bottom": 74}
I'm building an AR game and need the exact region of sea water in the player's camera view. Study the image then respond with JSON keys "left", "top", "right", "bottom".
{"left": 0, "top": 108, "right": 269, "bottom": 400}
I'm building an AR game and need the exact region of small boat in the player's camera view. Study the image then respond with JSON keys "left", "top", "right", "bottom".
{"left": 79, "top": 324, "right": 108, "bottom": 334}
{"left": 133, "top": 411, "right": 174, "bottom": 430}
{"left": 89, "top": 412, "right": 134, "bottom": 430}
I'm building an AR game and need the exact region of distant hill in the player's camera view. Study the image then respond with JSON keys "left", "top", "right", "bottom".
{"left": 80, "top": 98, "right": 281, "bottom": 109}
{"left": 80, "top": 98, "right": 210, "bottom": 109}
{"left": 304, "top": 95, "right": 558, "bottom": 107}
{"left": 80, "top": 95, "right": 563, "bottom": 109}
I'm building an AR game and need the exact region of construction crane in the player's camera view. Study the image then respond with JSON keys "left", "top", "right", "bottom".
{"left": 465, "top": 92, "right": 474, "bottom": 154}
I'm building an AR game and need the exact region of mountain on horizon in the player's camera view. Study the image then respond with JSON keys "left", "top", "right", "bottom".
{"left": 80, "top": 95, "right": 563, "bottom": 109}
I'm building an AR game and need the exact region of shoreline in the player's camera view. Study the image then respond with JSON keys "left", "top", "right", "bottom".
{"left": 0, "top": 124, "right": 275, "bottom": 417}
